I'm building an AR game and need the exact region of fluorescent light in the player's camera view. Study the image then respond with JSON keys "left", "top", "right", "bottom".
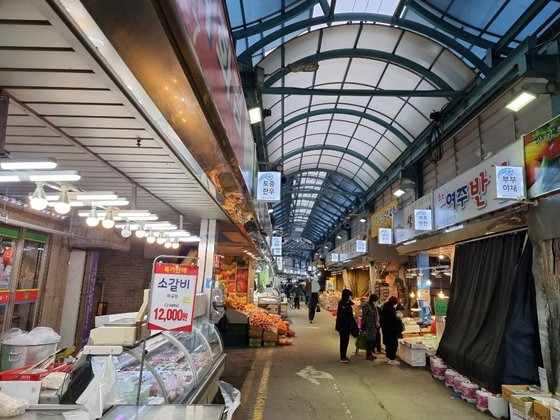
{"left": 48, "top": 201, "right": 84, "bottom": 207}
{"left": 167, "top": 231, "right": 190, "bottom": 237}
{"left": 125, "top": 215, "right": 158, "bottom": 221}
{"left": 393, "top": 189, "right": 405, "bottom": 197}
{"left": 444, "top": 224, "right": 464, "bottom": 233}
{"left": 0, "top": 175, "right": 21, "bottom": 182}
{"left": 117, "top": 210, "right": 151, "bottom": 217}
{"left": 91, "top": 200, "right": 129, "bottom": 206}
{"left": 28, "top": 171, "right": 81, "bottom": 182}
{"left": 249, "top": 107, "right": 262, "bottom": 124}
{"left": 178, "top": 237, "right": 200, "bottom": 242}
{"left": 505, "top": 91, "right": 537, "bottom": 112}
{"left": 75, "top": 192, "right": 117, "bottom": 200}
{"left": 359, "top": 217, "right": 366, "bottom": 223}
{"left": 403, "top": 239, "right": 417, "bottom": 245}
{"left": 0, "top": 158, "right": 57, "bottom": 170}
{"left": 150, "top": 226, "right": 177, "bottom": 231}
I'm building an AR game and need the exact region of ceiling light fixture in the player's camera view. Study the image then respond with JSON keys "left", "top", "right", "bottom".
{"left": 505, "top": 91, "right": 537, "bottom": 112}
{"left": 86, "top": 207, "right": 99, "bottom": 227}
{"left": 249, "top": 107, "right": 262, "bottom": 124}
{"left": 30, "top": 183, "right": 48, "bottom": 210}
{"left": 135, "top": 223, "right": 146, "bottom": 238}
{"left": 0, "top": 174, "right": 21, "bottom": 182}
{"left": 54, "top": 186, "right": 71, "bottom": 215}
{"left": 91, "top": 200, "right": 129, "bottom": 206}
{"left": 438, "top": 254, "right": 444, "bottom": 260}
{"left": 121, "top": 221, "right": 132, "bottom": 238}
{"left": 28, "top": 171, "right": 81, "bottom": 182}
{"left": 117, "top": 210, "right": 151, "bottom": 217}
{"left": 101, "top": 208, "right": 115, "bottom": 229}
{"left": 167, "top": 231, "right": 190, "bottom": 237}
{"left": 393, "top": 189, "right": 405, "bottom": 197}
{"left": 359, "top": 217, "right": 367, "bottom": 223}
{"left": 177, "top": 237, "right": 201, "bottom": 242}
{"left": 171, "top": 242, "right": 180, "bottom": 249}
{"left": 268, "top": 208, "right": 274, "bottom": 214}
{"left": 75, "top": 192, "right": 118, "bottom": 201}
{"left": 438, "top": 290, "right": 445, "bottom": 299}
{"left": 426, "top": 279, "right": 432, "bottom": 286}
{"left": 156, "top": 233, "right": 166, "bottom": 245}
{"left": 164, "top": 237, "right": 172, "bottom": 248}
{"left": 146, "top": 230, "right": 156, "bottom": 244}
{"left": 0, "top": 158, "right": 57, "bottom": 170}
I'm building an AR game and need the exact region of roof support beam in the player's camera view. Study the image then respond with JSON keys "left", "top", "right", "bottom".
{"left": 266, "top": 107, "right": 411, "bottom": 146}
{"left": 262, "top": 87, "right": 462, "bottom": 97}
{"left": 282, "top": 188, "right": 361, "bottom": 196}
{"left": 284, "top": 168, "right": 365, "bottom": 191}
{"left": 238, "top": 13, "right": 490, "bottom": 74}
{"left": 495, "top": 0, "right": 549, "bottom": 52}
{"left": 232, "top": 0, "right": 320, "bottom": 39}
{"left": 264, "top": 48, "right": 455, "bottom": 90}
{"left": 277, "top": 145, "right": 383, "bottom": 175}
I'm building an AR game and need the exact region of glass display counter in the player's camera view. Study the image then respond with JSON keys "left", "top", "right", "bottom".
{"left": 193, "top": 317, "right": 223, "bottom": 362}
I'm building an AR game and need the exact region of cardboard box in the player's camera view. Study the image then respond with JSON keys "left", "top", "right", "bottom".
{"left": 249, "top": 325, "right": 263, "bottom": 338}
{"left": 510, "top": 404, "right": 531, "bottom": 420}
{"left": 502, "top": 385, "right": 547, "bottom": 403}
{"left": 534, "top": 398, "right": 560, "bottom": 420}
{"left": 226, "top": 308, "right": 248, "bottom": 324}
{"left": 262, "top": 330, "right": 278, "bottom": 342}
{"left": 510, "top": 395, "right": 537, "bottom": 418}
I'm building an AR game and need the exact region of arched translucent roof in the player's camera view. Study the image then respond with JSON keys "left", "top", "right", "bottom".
{"left": 258, "top": 23, "right": 475, "bottom": 241}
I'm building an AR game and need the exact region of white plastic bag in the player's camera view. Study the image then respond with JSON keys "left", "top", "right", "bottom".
{"left": 0, "top": 391, "right": 29, "bottom": 417}
{"left": 42, "top": 372, "right": 68, "bottom": 390}
{"left": 2, "top": 327, "right": 60, "bottom": 345}
{"left": 219, "top": 381, "right": 240, "bottom": 420}
{"left": 75, "top": 357, "right": 122, "bottom": 419}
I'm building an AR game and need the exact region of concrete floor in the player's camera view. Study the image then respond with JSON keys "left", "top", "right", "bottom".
{"left": 221, "top": 306, "right": 490, "bottom": 420}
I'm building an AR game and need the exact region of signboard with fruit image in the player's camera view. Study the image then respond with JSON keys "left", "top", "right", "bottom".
{"left": 524, "top": 114, "right": 560, "bottom": 198}
{"left": 215, "top": 256, "right": 249, "bottom": 302}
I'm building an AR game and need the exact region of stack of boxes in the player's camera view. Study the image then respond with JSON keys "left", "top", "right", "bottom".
{"left": 502, "top": 385, "right": 560, "bottom": 420}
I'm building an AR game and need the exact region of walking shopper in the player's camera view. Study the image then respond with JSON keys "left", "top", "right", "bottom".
{"left": 335, "top": 289, "right": 358, "bottom": 363}
{"left": 360, "top": 295, "right": 379, "bottom": 361}
{"left": 380, "top": 296, "right": 403, "bottom": 365}
{"left": 293, "top": 287, "right": 301, "bottom": 310}
{"left": 308, "top": 292, "right": 318, "bottom": 322}
{"left": 371, "top": 294, "right": 382, "bottom": 353}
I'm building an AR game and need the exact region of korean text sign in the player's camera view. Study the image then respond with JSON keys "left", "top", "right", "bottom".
{"left": 371, "top": 199, "right": 399, "bottom": 238}
{"left": 148, "top": 264, "right": 199, "bottom": 332}
{"left": 495, "top": 166, "right": 525, "bottom": 199}
{"left": 257, "top": 172, "right": 281, "bottom": 201}
{"left": 434, "top": 140, "right": 523, "bottom": 230}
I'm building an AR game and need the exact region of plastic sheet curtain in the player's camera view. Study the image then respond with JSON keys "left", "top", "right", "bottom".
{"left": 438, "top": 231, "right": 541, "bottom": 393}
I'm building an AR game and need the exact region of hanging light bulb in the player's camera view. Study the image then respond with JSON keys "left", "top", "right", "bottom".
{"left": 86, "top": 207, "right": 99, "bottom": 227}
{"left": 426, "top": 279, "right": 432, "bottom": 286}
{"left": 121, "top": 220, "right": 132, "bottom": 238}
{"left": 409, "top": 291, "right": 415, "bottom": 298}
{"left": 156, "top": 232, "right": 166, "bottom": 245}
{"left": 54, "top": 186, "right": 71, "bottom": 215}
{"left": 146, "top": 230, "right": 156, "bottom": 244}
{"left": 135, "top": 223, "right": 146, "bottom": 238}
{"left": 164, "top": 238, "right": 172, "bottom": 249}
{"left": 171, "top": 242, "right": 179, "bottom": 249}
{"left": 438, "top": 290, "right": 445, "bottom": 299}
{"left": 102, "top": 208, "right": 115, "bottom": 229}
{"left": 30, "top": 183, "right": 48, "bottom": 210}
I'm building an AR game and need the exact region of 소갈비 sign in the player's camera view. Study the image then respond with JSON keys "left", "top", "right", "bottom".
{"left": 148, "top": 264, "right": 198, "bottom": 332}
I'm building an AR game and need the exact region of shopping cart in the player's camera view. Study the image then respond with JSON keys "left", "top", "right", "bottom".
{"left": 355, "top": 330, "right": 367, "bottom": 355}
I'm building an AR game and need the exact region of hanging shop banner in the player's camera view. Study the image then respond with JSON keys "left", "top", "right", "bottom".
{"left": 14, "top": 289, "right": 39, "bottom": 304}
{"left": 414, "top": 209, "right": 433, "bottom": 231}
{"left": 256, "top": 172, "right": 281, "bottom": 201}
{"left": 378, "top": 228, "right": 393, "bottom": 245}
{"left": 148, "top": 264, "right": 199, "bottom": 332}
{"left": 435, "top": 298, "right": 449, "bottom": 316}
{"left": 495, "top": 166, "right": 525, "bottom": 199}
{"left": 276, "top": 257, "right": 283, "bottom": 271}
{"left": 434, "top": 140, "right": 524, "bottom": 230}
{"left": 0, "top": 290, "right": 9, "bottom": 306}
{"left": 271, "top": 236, "right": 282, "bottom": 256}
{"left": 175, "top": 0, "right": 255, "bottom": 191}
{"left": 331, "top": 253, "right": 339, "bottom": 262}
{"left": 393, "top": 192, "right": 433, "bottom": 243}
{"left": 371, "top": 199, "right": 399, "bottom": 238}
{"left": 523, "top": 115, "right": 560, "bottom": 198}
{"left": 356, "top": 240, "right": 367, "bottom": 253}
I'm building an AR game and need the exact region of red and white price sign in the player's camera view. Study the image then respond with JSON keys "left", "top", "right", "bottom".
{"left": 147, "top": 263, "right": 199, "bottom": 332}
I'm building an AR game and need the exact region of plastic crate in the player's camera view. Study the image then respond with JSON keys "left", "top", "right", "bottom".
{"left": 398, "top": 342, "right": 426, "bottom": 367}
{"left": 0, "top": 363, "right": 72, "bottom": 381}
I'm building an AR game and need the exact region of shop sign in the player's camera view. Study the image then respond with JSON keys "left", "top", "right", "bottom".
{"left": 524, "top": 114, "right": 560, "bottom": 198}
{"left": 14, "top": 289, "right": 39, "bottom": 304}
{"left": 331, "top": 253, "right": 339, "bottom": 262}
{"left": 271, "top": 236, "right": 282, "bottom": 256}
{"left": 371, "top": 199, "right": 398, "bottom": 238}
{"left": 175, "top": 0, "right": 255, "bottom": 191}
{"left": 378, "top": 228, "right": 393, "bottom": 244}
{"left": 495, "top": 166, "right": 525, "bottom": 199}
{"left": 356, "top": 240, "right": 367, "bottom": 253}
{"left": 434, "top": 140, "right": 523, "bottom": 230}
{"left": 213, "top": 255, "right": 221, "bottom": 268}
{"left": 148, "top": 264, "right": 199, "bottom": 332}
{"left": 256, "top": 172, "right": 281, "bottom": 202}
{"left": 394, "top": 192, "right": 433, "bottom": 243}
{"left": 435, "top": 298, "right": 449, "bottom": 316}
{"left": 414, "top": 209, "right": 432, "bottom": 231}
{"left": 0, "top": 290, "right": 9, "bottom": 306}
{"left": 276, "top": 257, "right": 283, "bottom": 271}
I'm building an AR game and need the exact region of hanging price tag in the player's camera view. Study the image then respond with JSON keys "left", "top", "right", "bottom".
{"left": 148, "top": 263, "right": 199, "bottom": 332}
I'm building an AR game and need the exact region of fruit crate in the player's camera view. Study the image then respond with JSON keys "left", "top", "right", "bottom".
{"left": 397, "top": 342, "right": 426, "bottom": 367}
{"left": 249, "top": 338, "right": 262, "bottom": 347}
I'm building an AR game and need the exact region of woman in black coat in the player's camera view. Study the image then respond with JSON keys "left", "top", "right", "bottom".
{"left": 380, "top": 296, "right": 403, "bottom": 365}
{"left": 335, "top": 289, "right": 358, "bottom": 363}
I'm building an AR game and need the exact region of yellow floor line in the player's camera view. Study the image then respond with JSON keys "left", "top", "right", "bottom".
{"left": 252, "top": 359, "right": 272, "bottom": 420}
{"left": 240, "top": 360, "right": 256, "bottom": 406}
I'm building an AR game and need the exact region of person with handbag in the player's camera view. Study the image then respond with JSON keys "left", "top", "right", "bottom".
{"left": 335, "top": 289, "right": 358, "bottom": 363}
{"left": 360, "top": 294, "right": 379, "bottom": 361}
{"left": 380, "top": 296, "right": 404, "bottom": 365}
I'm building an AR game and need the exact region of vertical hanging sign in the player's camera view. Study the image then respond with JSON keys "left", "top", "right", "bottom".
{"left": 378, "top": 228, "right": 393, "bottom": 245}
{"left": 276, "top": 257, "right": 283, "bottom": 271}
{"left": 356, "top": 240, "right": 367, "bottom": 253}
{"left": 495, "top": 166, "right": 525, "bottom": 199}
{"left": 256, "top": 172, "right": 281, "bottom": 201}
{"left": 148, "top": 264, "right": 199, "bottom": 332}
{"left": 271, "top": 236, "right": 282, "bottom": 256}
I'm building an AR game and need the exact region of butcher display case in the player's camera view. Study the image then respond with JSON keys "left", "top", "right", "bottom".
{"left": 83, "top": 319, "right": 225, "bottom": 405}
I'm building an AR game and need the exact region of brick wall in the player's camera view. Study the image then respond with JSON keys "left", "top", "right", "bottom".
{"left": 96, "top": 241, "right": 152, "bottom": 314}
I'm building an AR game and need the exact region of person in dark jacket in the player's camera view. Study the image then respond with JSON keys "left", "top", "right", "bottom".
{"left": 371, "top": 294, "right": 383, "bottom": 354}
{"left": 361, "top": 295, "right": 379, "bottom": 361}
{"left": 335, "top": 289, "right": 358, "bottom": 363}
{"left": 380, "top": 296, "right": 403, "bottom": 365}
{"left": 308, "top": 292, "right": 318, "bottom": 322}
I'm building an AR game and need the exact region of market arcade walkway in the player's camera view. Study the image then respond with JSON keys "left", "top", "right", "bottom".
{"left": 221, "top": 307, "right": 488, "bottom": 420}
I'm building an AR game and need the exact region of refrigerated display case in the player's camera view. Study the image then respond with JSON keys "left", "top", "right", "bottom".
{"left": 82, "top": 319, "right": 225, "bottom": 405}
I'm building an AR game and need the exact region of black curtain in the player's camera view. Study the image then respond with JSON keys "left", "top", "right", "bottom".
{"left": 438, "top": 232, "right": 530, "bottom": 393}
{"left": 495, "top": 240, "right": 542, "bottom": 387}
